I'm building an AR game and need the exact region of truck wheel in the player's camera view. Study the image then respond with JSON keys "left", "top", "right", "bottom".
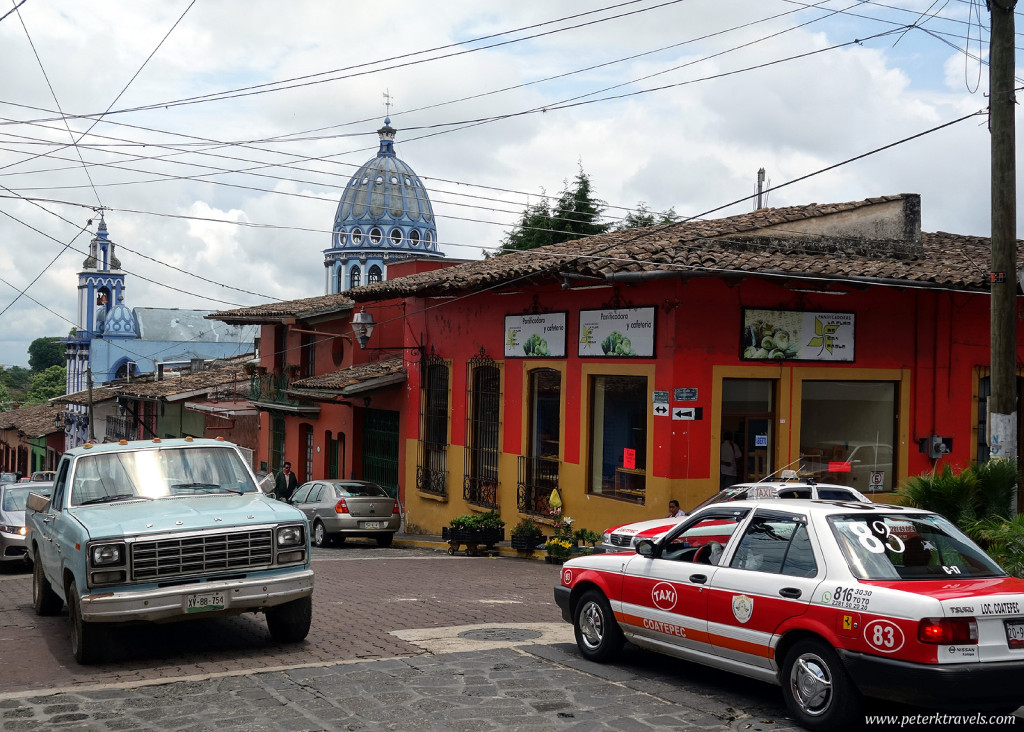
{"left": 781, "top": 638, "right": 861, "bottom": 730}
{"left": 266, "top": 595, "right": 312, "bottom": 643}
{"left": 68, "top": 579, "right": 106, "bottom": 664}
{"left": 376, "top": 532, "right": 394, "bottom": 548}
{"left": 312, "top": 520, "right": 330, "bottom": 547}
{"left": 32, "top": 556, "right": 63, "bottom": 616}
{"left": 574, "top": 589, "right": 624, "bottom": 662}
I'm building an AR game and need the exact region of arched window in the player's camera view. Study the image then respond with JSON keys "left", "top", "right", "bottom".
{"left": 390, "top": 228, "right": 403, "bottom": 246}
{"left": 351, "top": 228, "right": 363, "bottom": 244}
{"left": 349, "top": 266, "right": 361, "bottom": 289}
{"left": 337, "top": 231, "right": 347, "bottom": 247}
{"left": 369, "top": 228, "right": 382, "bottom": 244}
{"left": 368, "top": 265, "right": 383, "bottom": 284}
{"left": 410, "top": 230, "right": 421, "bottom": 246}
{"left": 336, "top": 268, "right": 344, "bottom": 293}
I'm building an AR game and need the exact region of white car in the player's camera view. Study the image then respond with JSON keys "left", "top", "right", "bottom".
{"left": 601, "top": 478, "right": 869, "bottom": 551}
{"left": 557, "top": 499, "right": 1024, "bottom": 728}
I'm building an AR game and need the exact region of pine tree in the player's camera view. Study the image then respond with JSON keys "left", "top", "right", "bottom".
{"left": 498, "top": 167, "right": 609, "bottom": 254}
{"left": 616, "top": 201, "right": 680, "bottom": 230}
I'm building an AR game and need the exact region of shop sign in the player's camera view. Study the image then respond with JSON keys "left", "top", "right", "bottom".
{"left": 742, "top": 308, "right": 855, "bottom": 362}
{"left": 674, "top": 388, "right": 698, "bottom": 401}
{"left": 578, "top": 307, "right": 655, "bottom": 357}
{"left": 504, "top": 312, "right": 567, "bottom": 357}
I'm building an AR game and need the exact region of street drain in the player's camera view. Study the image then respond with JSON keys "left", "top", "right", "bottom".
{"left": 457, "top": 628, "right": 543, "bottom": 642}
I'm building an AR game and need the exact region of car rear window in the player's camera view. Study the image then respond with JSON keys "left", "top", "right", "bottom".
{"left": 828, "top": 513, "right": 1004, "bottom": 580}
{"left": 332, "top": 482, "right": 388, "bottom": 497}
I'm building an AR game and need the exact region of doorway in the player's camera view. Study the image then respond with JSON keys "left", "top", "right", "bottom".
{"left": 721, "top": 379, "right": 776, "bottom": 484}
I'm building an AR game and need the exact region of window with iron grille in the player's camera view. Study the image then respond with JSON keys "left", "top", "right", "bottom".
{"left": 463, "top": 355, "right": 500, "bottom": 508}
{"left": 368, "top": 265, "right": 383, "bottom": 283}
{"left": 517, "top": 368, "right": 561, "bottom": 515}
{"left": 417, "top": 356, "right": 449, "bottom": 496}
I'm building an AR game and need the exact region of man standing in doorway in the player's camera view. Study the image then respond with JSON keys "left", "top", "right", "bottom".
{"left": 275, "top": 462, "right": 298, "bottom": 502}
{"left": 720, "top": 431, "right": 742, "bottom": 490}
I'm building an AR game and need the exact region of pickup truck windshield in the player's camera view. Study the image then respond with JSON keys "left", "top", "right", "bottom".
{"left": 69, "top": 446, "right": 257, "bottom": 506}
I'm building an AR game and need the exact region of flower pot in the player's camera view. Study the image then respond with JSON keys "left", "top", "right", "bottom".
{"left": 510, "top": 534, "right": 542, "bottom": 551}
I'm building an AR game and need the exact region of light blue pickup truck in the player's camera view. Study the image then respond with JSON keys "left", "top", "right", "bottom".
{"left": 25, "top": 437, "right": 314, "bottom": 663}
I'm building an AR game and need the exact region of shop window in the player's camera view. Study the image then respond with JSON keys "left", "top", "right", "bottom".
{"left": 417, "top": 356, "right": 449, "bottom": 496}
{"left": 799, "top": 381, "right": 896, "bottom": 493}
{"left": 464, "top": 357, "right": 501, "bottom": 508}
{"left": 588, "top": 374, "right": 647, "bottom": 503}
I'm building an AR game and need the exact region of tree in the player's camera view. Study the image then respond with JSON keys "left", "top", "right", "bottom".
{"left": 28, "top": 337, "right": 65, "bottom": 372}
{"left": 615, "top": 201, "right": 680, "bottom": 230}
{"left": 0, "top": 382, "right": 11, "bottom": 412}
{"left": 499, "top": 167, "right": 609, "bottom": 254}
{"left": 25, "top": 365, "right": 66, "bottom": 405}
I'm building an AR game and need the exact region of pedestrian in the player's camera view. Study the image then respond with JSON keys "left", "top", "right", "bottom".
{"left": 275, "top": 462, "right": 298, "bottom": 501}
{"left": 720, "top": 430, "right": 742, "bottom": 489}
{"left": 667, "top": 499, "right": 685, "bottom": 518}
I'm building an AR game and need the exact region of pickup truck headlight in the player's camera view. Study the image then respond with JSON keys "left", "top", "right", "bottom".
{"left": 90, "top": 542, "right": 126, "bottom": 567}
{"left": 0, "top": 525, "right": 26, "bottom": 536}
{"left": 276, "top": 525, "right": 304, "bottom": 548}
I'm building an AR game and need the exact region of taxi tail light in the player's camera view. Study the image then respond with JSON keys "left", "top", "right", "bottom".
{"left": 392, "top": 500, "right": 400, "bottom": 514}
{"left": 335, "top": 499, "right": 349, "bottom": 514}
{"left": 918, "top": 617, "right": 978, "bottom": 644}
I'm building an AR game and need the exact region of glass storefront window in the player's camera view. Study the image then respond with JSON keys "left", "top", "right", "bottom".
{"left": 588, "top": 375, "right": 647, "bottom": 503}
{"left": 799, "top": 381, "right": 896, "bottom": 493}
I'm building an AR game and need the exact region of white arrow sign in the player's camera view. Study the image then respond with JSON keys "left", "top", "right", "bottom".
{"left": 673, "top": 407, "right": 696, "bottom": 420}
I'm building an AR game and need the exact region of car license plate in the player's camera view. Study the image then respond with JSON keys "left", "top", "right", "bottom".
{"left": 186, "top": 592, "right": 226, "bottom": 613}
{"left": 1005, "top": 620, "right": 1024, "bottom": 649}
{"left": 363, "top": 521, "right": 382, "bottom": 529}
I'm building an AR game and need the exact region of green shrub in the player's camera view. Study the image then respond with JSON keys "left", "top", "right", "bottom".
{"left": 897, "top": 460, "right": 1016, "bottom": 528}
{"left": 511, "top": 517, "right": 542, "bottom": 539}
{"left": 449, "top": 510, "right": 505, "bottom": 531}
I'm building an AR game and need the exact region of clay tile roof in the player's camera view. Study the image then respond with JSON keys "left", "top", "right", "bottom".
{"left": 341, "top": 195, "right": 1011, "bottom": 300}
{"left": 112, "top": 364, "right": 249, "bottom": 399}
{"left": 51, "top": 386, "right": 119, "bottom": 407}
{"left": 209, "top": 294, "right": 354, "bottom": 324}
{"left": 287, "top": 357, "right": 406, "bottom": 400}
{"left": 0, "top": 402, "right": 63, "bottom": 437}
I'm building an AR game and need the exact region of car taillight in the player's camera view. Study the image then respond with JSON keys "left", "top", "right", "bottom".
{"left": 335, "top": 499, "right": 349, "bottom": 514}
{"left": 392, "top": 500, "right": 400, "bottom": 514}
{"left": 918, "top": 617, "right": 978, "bottom": 644}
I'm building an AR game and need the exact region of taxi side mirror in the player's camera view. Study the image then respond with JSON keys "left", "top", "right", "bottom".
{"left": 636, "top": 539, "right": 658, "bottom": 558}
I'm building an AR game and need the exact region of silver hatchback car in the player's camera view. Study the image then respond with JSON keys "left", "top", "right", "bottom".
{"left": 290, "top": 480, "right": 401, "bottom": 548}
{"left": 1, "top": 481, "right": 53, "bottom": 563}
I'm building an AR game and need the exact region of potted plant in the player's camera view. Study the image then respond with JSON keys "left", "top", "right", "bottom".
{"left": 442, "top": 510, "right": 505, "bottom": 555}
{"left": 545, "top": 515, "right": 576, "bottom": 564}
{"left": 573, "top": 528, "right": 602, "bottom": 556}
{"left": 510, "top": 517, "right": 544, "bottom": 554}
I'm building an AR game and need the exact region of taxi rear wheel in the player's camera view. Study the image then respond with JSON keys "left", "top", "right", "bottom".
{"left": 573, "top": 589, "right": 623, "bottom": 662}
{"left": 781, "top": 638, "right": 861, "bottom": 730}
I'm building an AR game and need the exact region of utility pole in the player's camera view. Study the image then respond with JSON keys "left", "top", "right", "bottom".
{"left": 989, "top": 0, "right": 1018, "bottom": 470}
{"left": 87, "top": 367, "right": 96, "bottom": 442}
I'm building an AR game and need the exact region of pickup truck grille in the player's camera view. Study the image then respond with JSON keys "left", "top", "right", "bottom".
{"left": 131, "top": 529, "right": 274, "bottom": 581}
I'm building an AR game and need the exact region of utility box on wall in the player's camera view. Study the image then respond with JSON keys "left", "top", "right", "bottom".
{"left": 927, "top": 435, "right": 952, "bottom": 459}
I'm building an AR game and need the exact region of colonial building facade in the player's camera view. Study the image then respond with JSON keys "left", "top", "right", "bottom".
{"left": 213, "top": 192, "right": 1024, "bottom": 538}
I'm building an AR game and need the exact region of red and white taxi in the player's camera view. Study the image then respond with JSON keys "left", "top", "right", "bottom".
{"left": 601, "top": 479, "right": 870, "bottom": 551}
{"left": 556, "top": 500, "right": 1024, "bottom": 729}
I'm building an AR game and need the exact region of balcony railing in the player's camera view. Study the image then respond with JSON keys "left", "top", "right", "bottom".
{"left": 249, "top": 372, "right": 300, "bottom": 406}
{"left": 105, "top": 414, "right": 132, "bottom": 441}
{"left": 517, "top": 455, "right": 560, "bottom": 516}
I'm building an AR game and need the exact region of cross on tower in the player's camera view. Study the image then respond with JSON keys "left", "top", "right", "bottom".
{"left": 383, "top": 90, "right": 394, "bottom": 116}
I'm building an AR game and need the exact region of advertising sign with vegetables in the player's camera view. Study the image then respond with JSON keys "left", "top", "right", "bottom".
{"left": 578, "top": 307, "right": 655, "bottom": 357}
{"left": 741, "top": 308, "right": 855, "bottom": 362}
{"left": 504, "top": 312, "right": 567, "bottom": 357}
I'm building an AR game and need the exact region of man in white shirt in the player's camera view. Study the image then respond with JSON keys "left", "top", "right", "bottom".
{"left": 720, "top": 431, "right": 742, "bottom": 489}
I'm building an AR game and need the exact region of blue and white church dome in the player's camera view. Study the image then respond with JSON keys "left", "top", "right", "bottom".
{"left": 324, "top": 117, "right": 443, "bottom": 293}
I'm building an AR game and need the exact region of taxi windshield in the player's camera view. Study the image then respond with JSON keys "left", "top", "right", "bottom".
{"left": 828, "top": 513, "right": 1004, "bottom": 580}
{"left": 70, "top": 446, "right": 258, "bottom": 506}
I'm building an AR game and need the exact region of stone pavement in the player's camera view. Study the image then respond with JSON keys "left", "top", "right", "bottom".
{"left": 0, "top": 640, "right": 802, "bottom": 731}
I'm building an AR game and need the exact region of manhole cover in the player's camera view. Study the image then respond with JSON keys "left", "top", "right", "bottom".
{"left": 458, "top": 628, "right": 543, "bottom": 642}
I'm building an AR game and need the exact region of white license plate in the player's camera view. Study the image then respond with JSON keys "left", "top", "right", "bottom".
{"left": 186, "top": 592, "right": 226, "bottom": 613}
{"left": 362, "top": 521, "right": 382, "bottom": 529}
{"left": 1005, "top": 620, "right": 1024, "bottom": 649}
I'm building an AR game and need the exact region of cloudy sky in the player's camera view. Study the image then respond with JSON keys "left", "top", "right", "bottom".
{"left": 0, "top": 0, "right": 1015, "bottom": 367}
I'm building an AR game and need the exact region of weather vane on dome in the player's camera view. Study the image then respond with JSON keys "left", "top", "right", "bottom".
{"left": 383, "top": 90, "right": 394, "bottom": 118}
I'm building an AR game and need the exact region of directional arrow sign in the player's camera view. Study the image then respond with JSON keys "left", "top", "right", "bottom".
{"left": 673, "top": 407, "right": 702, "bottom": 420}
{"left": 653, "top": 404, "right": 669, "bottom": 417}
